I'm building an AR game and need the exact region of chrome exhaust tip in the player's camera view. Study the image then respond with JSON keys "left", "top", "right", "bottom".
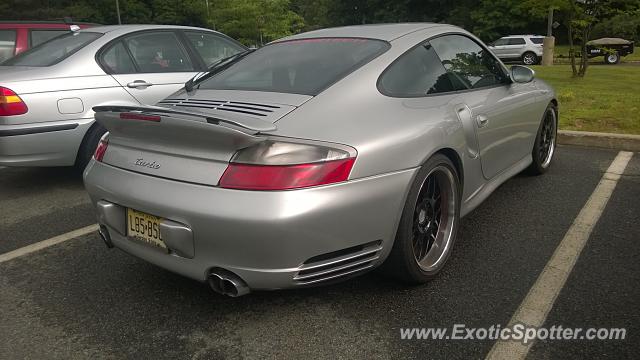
{"left": 208, "top": 269, "right": 250, "bottom": 297}
{"left": 98, "top": 225, "right": 114, "bottom": 249}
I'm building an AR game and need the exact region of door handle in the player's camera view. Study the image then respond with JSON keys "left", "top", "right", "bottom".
{"left": 126, "top": 80, "right": 153, "bottom": 89}
{"left": 476, "top": 114, "right": 489, "bottom": 128}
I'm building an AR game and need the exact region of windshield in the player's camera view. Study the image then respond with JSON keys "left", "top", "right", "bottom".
{"left": 2, "top": 32, "right": 102, "bottom": 67}
{"left": 198, "top": 38, "right": 390, "bottom": 96}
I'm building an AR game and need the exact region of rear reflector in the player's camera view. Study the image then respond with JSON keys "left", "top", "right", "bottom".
{"left": 219, "top": 158, "right": 355, "bottom": 190}
{"left": 0, "top": 87, "right": 28, "bottom": 116}
{"left": 94, "top": 139, "right": 109, "bottom": 162}
{"left": 120, "top": 112, "right": 161, "bottom": 122}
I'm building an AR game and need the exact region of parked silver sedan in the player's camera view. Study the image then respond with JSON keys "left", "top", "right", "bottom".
{"left": 84, "top": 23, "right": 558, "bottom": 297}
{"left": 0, "top": 25, "right": 244, "bottom": 169}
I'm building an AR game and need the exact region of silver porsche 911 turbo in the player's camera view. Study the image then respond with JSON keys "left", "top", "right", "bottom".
{"left": 84, "top": 23, "right": 557, "bottom": 297}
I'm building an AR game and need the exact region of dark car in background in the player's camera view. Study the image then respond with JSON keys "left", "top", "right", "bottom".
{"left": 586, "top": 37, "right": 635, "bottom": 64}
{"left": 0, "top": 21, "right": 96, "bottom": 63}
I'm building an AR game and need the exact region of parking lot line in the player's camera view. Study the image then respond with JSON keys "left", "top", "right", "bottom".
{"left": 486, "top": 151, "right": 633, "bottom": 360}
{"left": 0, "top": 224, "right": 98, "bottom": 264}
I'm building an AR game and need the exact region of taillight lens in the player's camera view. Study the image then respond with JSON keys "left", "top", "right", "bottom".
{"left": 219, "top": 140, "right": 356, "bottom": 190}
{"left": 0, "top": 87, "right": 28, "bottom": 116}
{"left": 120, "top": 112, "right": 161, "bottom": 122}
{"left": 94, "top": 139, "right": 109, "bottom": 162}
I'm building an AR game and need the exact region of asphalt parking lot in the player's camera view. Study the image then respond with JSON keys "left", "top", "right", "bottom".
{"left": 0, "top": 145, "right": 638, "bottom": 359}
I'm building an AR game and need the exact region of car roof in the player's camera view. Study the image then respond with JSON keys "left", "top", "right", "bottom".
{"left": 80, "top": 24, "right": 215, "bottom": 35}
{"left": 278, "top": 23, "right": 452, "bottom": 42}
{"left": 501, "top": 35, "right": 544, "bottom": 38}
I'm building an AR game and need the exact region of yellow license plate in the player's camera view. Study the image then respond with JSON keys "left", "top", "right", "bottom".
{"left": 126, "top": 208, "right": 166, "bottom": 249}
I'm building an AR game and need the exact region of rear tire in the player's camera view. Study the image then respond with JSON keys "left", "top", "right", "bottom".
{"left": 382, "top": 154, "right": 461, "bottom": 284}
{"left": 75, "top": 123, "right": 106, "bottom": 172}
{"left": 522, "top": 52, "right": 538, "bottom": 65}
{"left": 526, "top": 103, "right": 557, "bottom": 175}
{"left": 604, "top": 52, "right": 620, "bottom": 65}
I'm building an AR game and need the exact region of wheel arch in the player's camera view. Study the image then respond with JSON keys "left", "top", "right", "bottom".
{"left": 430, "top": 147, "right": 464, "bottom": 196}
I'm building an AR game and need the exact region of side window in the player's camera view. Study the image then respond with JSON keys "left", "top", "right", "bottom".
{"left": 30, "top": 30, "right": 69, "bottom": 47}
{"left": 0, "top": 30, "right": 17, "bottom": 63}
{"left": 379, "top": 42, "right": 454, "bottom": 97}
{"left": 508, "top": 38, "right": 526, "bottom": 45}
{"left": 100, "top": 41, "right": 136, "bottom": 74}
{"left": 430, "top": 34, "right": 508, "bottom": 90}
{"left": 123, "top": 32, "right": 193, "bottom": 73}
{"left": 184, "top": 32, "right": 244, "bottom": 67}
{"left": 493, "top": 38, "right": 509, "bottom": 46}
{"left": 530, "top": 37, "right": 544, "bottom": 45}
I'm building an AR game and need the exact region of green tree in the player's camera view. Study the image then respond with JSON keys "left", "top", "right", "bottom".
{"left": 210, "top": 0, "right": 304, "bottom": 46}
{"left": 524, "top": 0, "right": 614, "bottom": 77}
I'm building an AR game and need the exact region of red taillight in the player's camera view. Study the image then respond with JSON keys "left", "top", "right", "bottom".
{"left": 120, "top": 112, "right": 161, "bottom": 122}
{"left": 94, "top": 139, "right": 109, "bottom": 162}
{"left": 0, "top": 87, "right": 28, "bottom": 116}
{"left": 219, "top": 158, "right": 355, "bottom": 190}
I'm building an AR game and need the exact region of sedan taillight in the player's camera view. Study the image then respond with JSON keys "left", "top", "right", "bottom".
{"left": 94, "top": 139, "right": 109, "bottom": 162}
{"left": 0, "top": 87, "right": 28, "bottom": 116}
{"left": 219, "top": 140, "right": 356, "bottom": 190}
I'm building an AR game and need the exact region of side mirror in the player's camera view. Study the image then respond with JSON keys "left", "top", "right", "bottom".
{"left": 511, "top": 65, "right": 535, "bottom": 83}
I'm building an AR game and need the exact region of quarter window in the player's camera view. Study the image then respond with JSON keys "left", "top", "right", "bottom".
{"left": 430, "top": 34, "right": 508, "bottom": 90}
{"left": 530, "top": 37, "right": 544, "bottom": 45}
{"left": 379, "top": 42, "right": 454, "bottom": 97}
{"left": 123, "top": 32, "right": 193, "bottom": 73}
{"left": 0, "top": 30, "right": 17, "bottom": 63}
{"left": 184, "top": 32, "right": 244, "bottom": 67}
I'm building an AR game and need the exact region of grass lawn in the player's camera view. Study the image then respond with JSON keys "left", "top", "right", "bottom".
{"left": 531, "top": 65, "right": 640, "bottom": 135}
{"left": 553, "top": 44, "right": 640, "bottom": 63}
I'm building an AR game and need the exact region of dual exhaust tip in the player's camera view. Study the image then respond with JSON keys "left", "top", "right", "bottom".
{"left": 98, "top": 226, "right": 250, "bottom": 297}
{"left": 208, "top": 268, "right": 250, "bottom": 297}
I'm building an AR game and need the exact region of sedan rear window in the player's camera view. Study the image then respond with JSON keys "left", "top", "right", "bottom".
{"left": 198, "top": 38, "right": 390, "bottom": 96}
{"left": 2, "top": 32, "right": 101, "bottom": 67}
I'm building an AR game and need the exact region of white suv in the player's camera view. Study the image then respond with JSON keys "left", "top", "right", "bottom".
{"left": 488, "top": 35, "right": 545, "bottom": 65}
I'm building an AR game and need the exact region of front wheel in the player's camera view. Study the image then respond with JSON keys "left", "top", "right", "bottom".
{"left": 526, "top": 103, "right": 557, "bottom": 175}
{"left": 382, "top": 154, "right": 461, "bottom": 283}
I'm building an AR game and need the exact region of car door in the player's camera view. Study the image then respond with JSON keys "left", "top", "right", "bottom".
{"left": 101, "top": 30, "right": 199, "bottom": 105}
{"left": 431, "top": 34, "right": 539, "bottom": 179}
{"left": 489, "top": 38, "right": 509, "bottom": 58}
{"left": 505, "top": 37, "right": 526, "bottom": 58}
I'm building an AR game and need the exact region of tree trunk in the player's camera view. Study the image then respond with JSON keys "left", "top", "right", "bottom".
{"left": 568, "top": 25, "right": 578, "bottom": 77}
{"left": 578, "top": 27, "right": 589, "bottom": 77}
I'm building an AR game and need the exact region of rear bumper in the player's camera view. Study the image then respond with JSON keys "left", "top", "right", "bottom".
{"left": 0, "top": 118, "right": 93, "bottom": 167}
{"left": 83, "top": 160, "right": 417, "bottom": 290}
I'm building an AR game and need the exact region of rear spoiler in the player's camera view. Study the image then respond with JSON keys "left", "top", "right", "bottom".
{"left": 93, "top": 105, "right": 277, "bottom": 135}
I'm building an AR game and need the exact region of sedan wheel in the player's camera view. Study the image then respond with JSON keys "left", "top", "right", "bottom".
{"left": 383, "top": 154, "right": 460, "bottom": 283}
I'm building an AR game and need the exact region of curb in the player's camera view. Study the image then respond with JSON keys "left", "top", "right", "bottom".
{"left": 558, "top": 130, "right": 640, "bottom": 152}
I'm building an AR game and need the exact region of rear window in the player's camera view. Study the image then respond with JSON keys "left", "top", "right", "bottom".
{"left": 30, "top": 29, "right": 69, "bottom": 47}
{"left": 530, "top": 37, "right": 544, "bottom": 44}
{"left": 0, "top": 30, "right": 17, "bottom": 63}
{"left": 2, "top": 32, "right": 101, "bottom": 67}
{"left": 508, "top": 38, "right": 526, "bottom": 45}
{"left": 198, "top": 38, "right": 390, "bottom": 96}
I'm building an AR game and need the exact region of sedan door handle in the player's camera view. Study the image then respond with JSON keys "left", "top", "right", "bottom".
{"left": 126, "top": 80, "right": 153, "bottom": 89}
{"left": 476, "top": 114, "right": 489, "bottom": 128}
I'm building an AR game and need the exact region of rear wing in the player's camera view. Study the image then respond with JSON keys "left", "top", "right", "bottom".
{"left": 93, "top": 105, "right": 277, "bottom": 135}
